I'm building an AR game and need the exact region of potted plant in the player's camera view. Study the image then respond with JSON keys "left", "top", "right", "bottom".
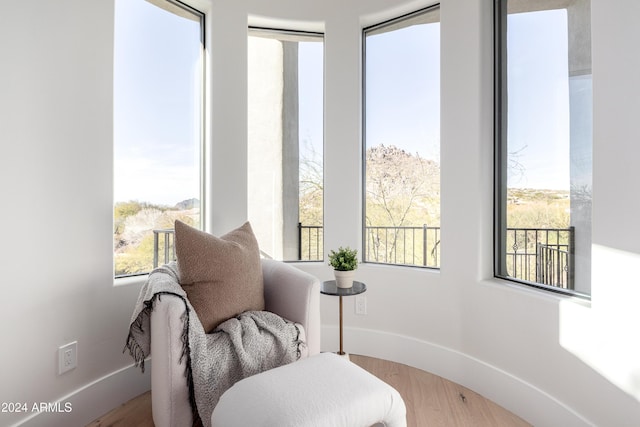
{"left": 328, "top": 246, "right": 358, "bottom": 288}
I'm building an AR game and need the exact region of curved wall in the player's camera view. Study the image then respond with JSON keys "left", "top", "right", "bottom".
{"left": 237, "top": 1, "right": 640, "bottom": 426}
{"left": 2, "top": 0, "right": 639, "bottom": 426}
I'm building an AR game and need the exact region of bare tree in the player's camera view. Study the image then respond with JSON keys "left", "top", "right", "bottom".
{"left": 365, "top": 145, "right": 439, "bottom": 262}
{"left": 299, "top": 141, "right": 323, "bottom": 225}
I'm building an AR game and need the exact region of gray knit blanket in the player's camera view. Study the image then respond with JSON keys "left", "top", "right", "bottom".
{"left": 124, "top": 262, "right": 303, "bottom": 427}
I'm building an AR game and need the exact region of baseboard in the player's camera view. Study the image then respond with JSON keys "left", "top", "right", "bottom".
{"left": 10, "top": 328, "right": 592, "bottom": 427}
{"left": 11, "top": 360, "right": 151, "bottom": 427}
{"left": 322, "top": 325, "right": 592, "bottom": 427}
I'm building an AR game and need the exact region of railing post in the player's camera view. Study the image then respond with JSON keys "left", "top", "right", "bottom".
{"left": 163, "top": 231, "right": 170, "bottom": 265}
{"left": 298, "top": 222, "right": 302, "bottom": 261}
{"left": 153, "top": 230, "right": 159, "bottom": 269}
{"left": 171, "top": 232, "right": 176, "bottom": 262}
{"left": 422, "top": 224, "right": 428, "bottom": 266}
{"left": 535, "top": 242, "right": 541, "bottom": 284}
{"left": 568, "top": 226, "right": 575, "bottom": 290}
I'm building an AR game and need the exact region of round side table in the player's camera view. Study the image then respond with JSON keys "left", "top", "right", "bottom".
{"left": 320, "top": 280, "right": 367, "bottom": 357}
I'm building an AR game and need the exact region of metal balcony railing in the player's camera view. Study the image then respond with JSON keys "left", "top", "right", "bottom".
{"left": 299, "top": 224, "right": 575, "bottom": 289}
{"left": 153, "top": 229, "right": 176, "bottom": 269}
{"left": 364, "top": 224, "right": 441, "bottom": 268}
{"left": 505, "top": 226, "right": 574, "bottom": 289}
{"left": 152, "top": 224, "right": 575, "bottom": 290}
{"left": 297, "top": 223, "right": 324, "bottom": 261}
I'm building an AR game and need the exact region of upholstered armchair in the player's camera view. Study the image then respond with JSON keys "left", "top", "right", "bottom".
{"left": 149, "top": 258, "right": 321, "bottom": 427}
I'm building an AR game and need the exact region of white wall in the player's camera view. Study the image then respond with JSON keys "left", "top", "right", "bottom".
{"left": 1, "top": 0, "right": 639, "bottom": 426}
{"left": 245, "top": 0, "right": 640, "bottom": 426}
{"left": 0, "top": 1, "right": 150, "bottom": 426}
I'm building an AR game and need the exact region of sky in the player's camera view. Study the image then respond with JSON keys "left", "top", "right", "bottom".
{"left": 365, "top": 9, "right": 573, "bottom": 191}
{"left": 506, "top": 9, "right": 571, "bottom": 190}
{"left": 114, "top": 0, "right": 201, "bottom": 206}
{"left": 114, "top": 2, "right": 578, "bottom": 208}
{"left": 365, "top": 21, "right": 441, "bottom": 162}
{"left": 298, "top": 41, "right": 324, "bottom": 164}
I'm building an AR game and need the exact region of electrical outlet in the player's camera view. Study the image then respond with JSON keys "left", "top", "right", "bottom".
{"left": 58, "top": 341, "right": 77, "bottom": 375}
{"left": 355, "top": 295, "right": 367, "bottom": 315}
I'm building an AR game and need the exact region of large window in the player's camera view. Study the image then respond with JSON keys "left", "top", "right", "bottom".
{"left": 247, "top": 29, "right": 324, "bottom": 262}
{"left": 495, "top": 0, "right": 592, "bottom": 296}
{"left": 113, "top": 0, "right": 204, "bottom": 277}
{"left": 363, "top": 6, "right": 441, "bottom": 268}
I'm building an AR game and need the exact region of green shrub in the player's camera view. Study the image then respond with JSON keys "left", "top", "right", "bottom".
{"left": 328, "top": 246, "right": 358, "bottom": 271}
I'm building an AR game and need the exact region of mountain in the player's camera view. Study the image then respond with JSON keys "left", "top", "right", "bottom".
{"left": 175, "top": 198, "right": 200, "bottom": 210}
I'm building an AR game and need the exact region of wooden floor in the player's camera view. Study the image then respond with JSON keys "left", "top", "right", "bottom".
{"left": 350, "top": 355, "right": 530, "bottom": 427}
{"left": 87, "top": 354, "right": 530, "bottom": 427}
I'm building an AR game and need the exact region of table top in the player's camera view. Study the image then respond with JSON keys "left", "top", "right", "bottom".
{"left": 321, "top": 280, "right": 367, "bottom": 296}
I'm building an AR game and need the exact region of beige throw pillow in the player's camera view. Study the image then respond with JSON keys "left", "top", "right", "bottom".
{"left": 174, "top": 220, "right": 265, "bottom": 333}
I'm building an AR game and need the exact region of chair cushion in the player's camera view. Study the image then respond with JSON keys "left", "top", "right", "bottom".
{"left": 174, "top": 220, "right": 264, "bottom": 333}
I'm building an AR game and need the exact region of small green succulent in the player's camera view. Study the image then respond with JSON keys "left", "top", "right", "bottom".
{"left": 328, "top": 246, "right": 359, "bottom": 271}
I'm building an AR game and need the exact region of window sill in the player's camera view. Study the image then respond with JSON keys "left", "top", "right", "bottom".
{"left": 481, "top": 276, "right": 592, "bottom": 307}
{"left": 114, "top": 274, "right": 148, "bottom": 288}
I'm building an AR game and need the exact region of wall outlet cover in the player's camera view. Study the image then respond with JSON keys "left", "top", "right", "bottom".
{"left": 355, "top": 295, "right": 367, "bottom": 315}
{"left": 58, "top": 341, "right": 77, "bottom": 375}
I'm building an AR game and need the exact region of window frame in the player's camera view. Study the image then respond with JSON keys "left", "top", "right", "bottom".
{"left": 493, "top": 0, "right": 590, "bottom": 299}
{"left": 361, "top": 4, "right": 441, "bottom": 270}
{"left": 113, "top": 0, "right": 206, "bottom": 280}
{"left": 247, "top": 27, "right": 325, "bottom": 263}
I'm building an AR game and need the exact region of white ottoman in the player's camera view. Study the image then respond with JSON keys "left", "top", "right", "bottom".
{"left": 211, "top": 352, "right": 407, "bottom": 427}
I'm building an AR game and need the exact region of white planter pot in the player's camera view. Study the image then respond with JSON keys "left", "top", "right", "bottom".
{"left": 334, "top": 270, "right": 355, "bottom": 288}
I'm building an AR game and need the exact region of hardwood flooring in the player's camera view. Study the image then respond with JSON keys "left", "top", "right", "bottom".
{"left": 87, "top": 389, "right": 153, "bottom": 427}
{"left": 87, "top": 354, "right": 530, "bottom": 427}
{"left": 350, "top": 355, "right": 530, "bottom": 427}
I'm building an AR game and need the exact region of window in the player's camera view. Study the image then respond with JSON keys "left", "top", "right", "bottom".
{"left": 113, "top": 0, "right": 204, "bottom": 278}
{"left": 247, "top": 29, "right": 324, "bottom": 262}
{"left": 494, "top": 0, "right": 592, "bottom": 296}
{"left": 363, "top": 6, "right": 441, "bottom": 268}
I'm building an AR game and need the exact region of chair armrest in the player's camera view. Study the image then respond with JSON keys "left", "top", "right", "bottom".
{"left": 150, "top": 294, "right": 193, "bottom": 427}
{"left": 261, "top": 259, "right": 321, "bottom": 356}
